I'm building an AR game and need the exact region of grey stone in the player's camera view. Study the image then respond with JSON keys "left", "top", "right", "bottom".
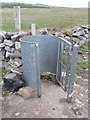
{"left": 63, "top": 31, "right": 74, "bottom": 37}
{"left": 39, "top": 28, "right": 48, "bottom": 35}
{"left": 5, "top": 46, "right": 11, "bottom": 52}
{"left": 15, "top": 42, "right": 21, "bottom": 50}
{"left": 4, "top": 39, "right": 14, "bottom": 47}
{"left": 75, "top": 26, "right": 82, "bottom": 31}
{"left": 11, "top": 68, "right": 22, "bottom": 74}
{"left": 0, "top": 36, "right": 4, "bottom": 43}
{"left": 0, "top": 31, "right": 6, "bottom": 38}
{"left": 49, "top": 73, "right": 56, "bottom": 82}
{"left": 72, "top": 37, "right": 80, "bottom": 44}
{"left": 79, "top": 37, "right": 87, "bottom": 46}
{"left": 4, "top": 73, "right": 25, "bottom": 92}
{"left": 4, "top": 64, "right": 12, "bottom": 71}
{"left": 78, "top": 36, "right": 87, "bottom": 41}
{"left": 17, "top": 87, "right": 36, "bottom": 99}
{"left": 72, "top": 26, "right": 83, "bottom": 32}
{"left": 85, "top": 34, "right": 88, "bottom": 39}
{"left": 65, "top": 36, "right": 71, "bottom": 41}
{"left": 14, "top": 50, "right": 21, "bottom": 58}
{"left": 81, "top": 25, "right": 89, "bottom": 29}
{"left": 5, "top": 51, "right": 11, "bottom": 58}
{"left": 11, "top": 48, "right": 15, "bottom": 53}
{"left": 14, "top": 58, "right": 22, "bottom": 67}
{"left": 73, "top": 30, "right": 85, "bottom": 37}
{"left": 1, "top": 49, "right": 6, "bottom": 59}
{"left": 55, "top": 32, "right": 60, "bottom": 36}
{"left": 0, "top": 43, "right": 5, "bottom": 48}
{"left": 11, "top": 34, "right": 19, "bottom": 41}
{"left": 83, "top": 56, "right": 87, "bottom": 60}
{"left": 14, "top": 61, "right": 21, "bottom": 67}
{"left": 82, "top": 55, "right": 88, "bottom": 60}
{"left": 5, "top": 33, "right": 13, "bottom": 40}
{"left": 59, "top": 33, "right": 65, "bottom": 38}
{"left": 5, "top": 51, "right": 14, "bottom": 58}
{"left": 71, "top": 27, "right": 77, "bottom": 32}
{"left": 41, "top": 72, "right": 51, "bottom": 79}
{"left": 9, "top": 58, "right": 22, "bottom": 68}
{"left": 41, "top": 72, "right": 56, "bottom": 82}
{"left": 9, "top": 59, "right": 17, "bottom": 67}
{"left": 4, "top": 72, "right": 17, "bottom": 79}
{"left": 84, "top": 29, "right": 88, "bottom": 34}
{"left": 15, "top": 113, "right": 20, "bottom": 116}
{"left": 9, "top": 54, "right": 15, "bottom": 59}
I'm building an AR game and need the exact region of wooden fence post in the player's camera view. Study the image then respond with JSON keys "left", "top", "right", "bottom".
{"left": 14, "top": 6, "right": 21, "bottom": 33}
{"left": 31, "top": 24, "right": 36, "bottom": 35}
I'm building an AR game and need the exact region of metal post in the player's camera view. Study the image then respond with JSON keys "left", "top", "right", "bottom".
{"left": 31, "top": 24, "right": 36, "bottom": 35}
{"left": 35, "top": 43, "right": 41, "bottom": 97}
{"left": 67, "top": 44, "right": 78, "bottom": 102}
{"left": 13, "top": 6, "right": 21, "bottom": 33}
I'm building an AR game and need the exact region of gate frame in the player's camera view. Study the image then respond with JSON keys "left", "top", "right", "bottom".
{"left": 56, "top": 37, "right": 78, "bottom": 102}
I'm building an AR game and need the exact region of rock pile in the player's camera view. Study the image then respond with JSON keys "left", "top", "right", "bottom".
{"left": 3, "top": 72, "right": 25, "bottom": 92}
{"left": 48, "top": 25, "right": 89, "bottom": 46}
{"left": 1, "top": 33, "right": 22, "bottom": 74}
{"left": 0, "top": 32, "right": 32, "bottom": 93}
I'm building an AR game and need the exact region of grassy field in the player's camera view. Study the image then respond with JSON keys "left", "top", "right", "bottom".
{"left": 76, "top": 41, "right": 89, "bottom": 75}
{"left": 0, "top": 7, "right": 88, "bottom": 32}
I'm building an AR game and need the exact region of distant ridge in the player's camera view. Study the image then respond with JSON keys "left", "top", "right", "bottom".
{"left": 1, "top": 2, "right": 55, "bottom": 8}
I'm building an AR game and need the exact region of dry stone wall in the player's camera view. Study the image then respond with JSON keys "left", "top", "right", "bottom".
{"left": 0, "top": 25, "right": 89, "bottom": 94}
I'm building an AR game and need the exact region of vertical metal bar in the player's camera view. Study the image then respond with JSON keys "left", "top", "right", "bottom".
{"left": 35, "top": 43, "right": 41, "bottom": 97}
{"left": 59, "top": 41, "right": 64, "bottom": 82}
{"left": 67, "top": 44, "right": 78, "bottom": 102}
{"left": 56, "top": 40, "right": 60, "bottom": 81}
{"left": 65, "top": 45, "right": 72, "bottom": 90}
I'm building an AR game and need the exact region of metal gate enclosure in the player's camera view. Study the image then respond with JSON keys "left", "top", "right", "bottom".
{"left": 20, "top": 35, "right": 78, "bottom": 102}
{"left": 56, "top": 37, "right": 78, "bottom": 102}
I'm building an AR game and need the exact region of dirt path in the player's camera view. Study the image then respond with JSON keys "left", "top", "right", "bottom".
{"left": 2, "top": 73, "right": 88, "bottom": 118}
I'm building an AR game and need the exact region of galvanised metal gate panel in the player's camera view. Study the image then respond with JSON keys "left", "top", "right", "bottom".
{"left": 21, "top": 35, "right": 59, "bottom": 74}
{"left": 20, "top": 35, "right": 78, "bottom": 102}
{"left": 20, "top": 35, "right": 59, "bottom": 97}
{"left": 56, "top": 37, "right": 78, "bottom": 102}
{"left": 20, "top": 41, "right": 41, "bottom": 97}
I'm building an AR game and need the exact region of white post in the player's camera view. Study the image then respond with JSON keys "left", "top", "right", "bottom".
{"left": 14, "top": 6, "right": 21, "bottom": 33}
{"left": 31, "top": 24, "right": 36, "bottom": 35}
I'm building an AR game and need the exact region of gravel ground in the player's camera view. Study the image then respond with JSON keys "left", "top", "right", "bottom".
{"left": 1, "top": 73, "right": 88, "bottom": 118}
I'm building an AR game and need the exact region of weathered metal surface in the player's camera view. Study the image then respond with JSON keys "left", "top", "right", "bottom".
{"left": 56, "top": 37, "right": 78, "bottom": 102}
{"left": 20, "top": 35, "right": 60, "bottom": 96}
{"left": 21, "top": 35, "right": 59, "bottom": 73}
{"left": 20, "top": 41, "right": 41, "bottom": 96}
{"left": 20, "top": 35, "right": 78, "bottom": 102}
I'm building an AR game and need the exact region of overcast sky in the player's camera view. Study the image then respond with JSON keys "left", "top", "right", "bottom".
{"left": 1, "top": 0, "right": 90, "bottom": 8}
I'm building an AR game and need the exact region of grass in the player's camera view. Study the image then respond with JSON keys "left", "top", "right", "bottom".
{"left": 80, "top": 41, "right": 89, "bottom": 50}
{"left": 0, "top": 7, "right": 88, "bottom": 32}
{"left": 0, "top": 67, "right": 11, "bottom": 74}
{"left": 2, "top": 87, "right": 10, "bottom": 96}
{"left": 76, "top": 41, "right": 89, "bottom": 75}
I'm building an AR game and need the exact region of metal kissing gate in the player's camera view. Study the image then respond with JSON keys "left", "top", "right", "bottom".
{"left": 20, "top": 35, "right": 78, "bottom": 102}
